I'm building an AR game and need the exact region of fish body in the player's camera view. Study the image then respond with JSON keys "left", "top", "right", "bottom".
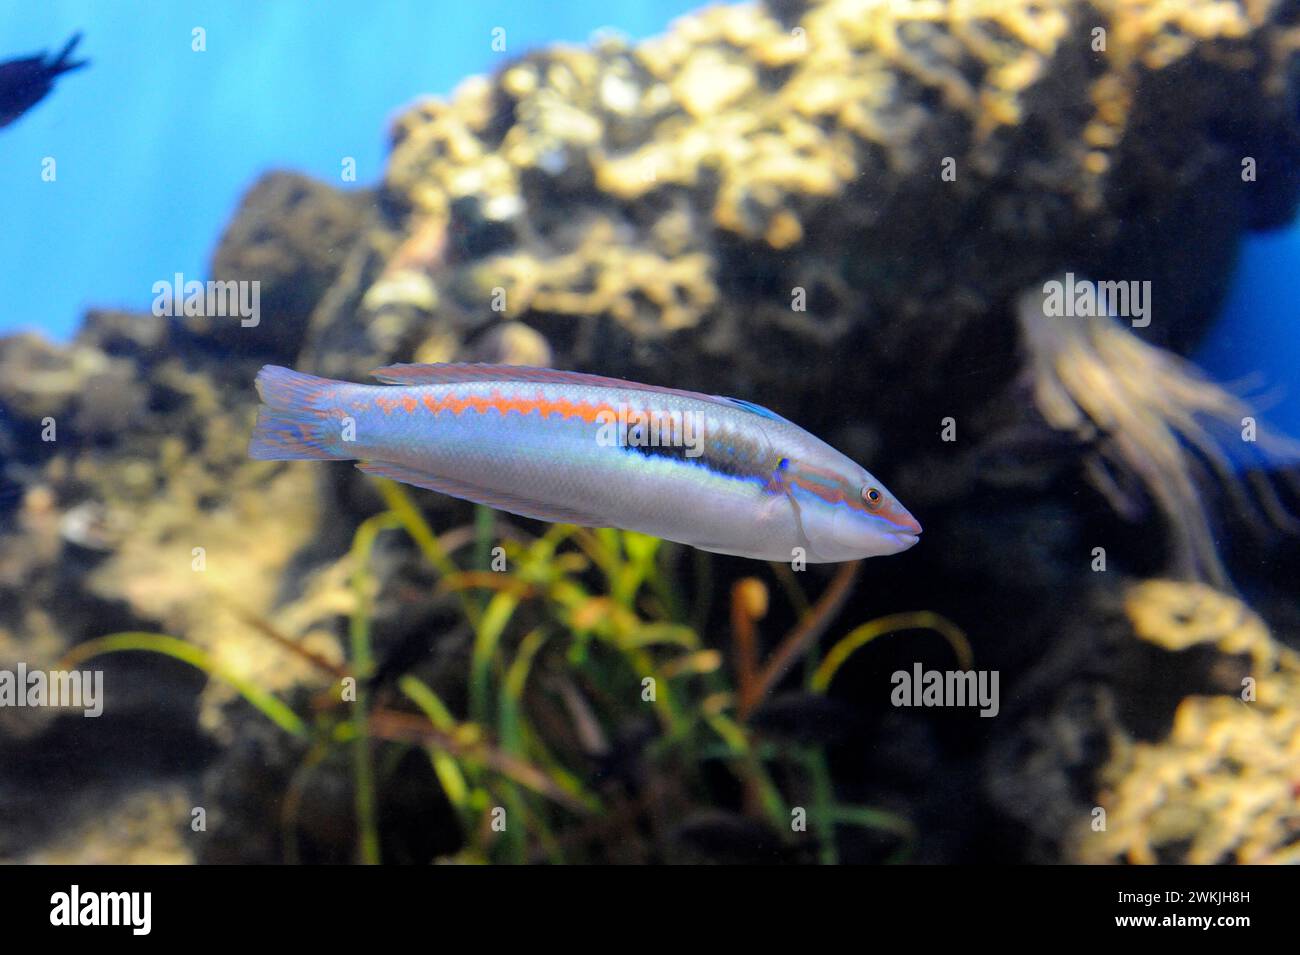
{"left": 249, "top": 364, "right": 921, "bottom": 563}
{"left": 0, "top": 33, "right": 87, "bottom": 129}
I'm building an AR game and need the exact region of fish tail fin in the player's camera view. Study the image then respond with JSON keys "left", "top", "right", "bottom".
{"left": 249, "top": 365, "right": 348, "bottom": 461}
{"left": 51, "top": 32, "right": 88, "bottom": 74}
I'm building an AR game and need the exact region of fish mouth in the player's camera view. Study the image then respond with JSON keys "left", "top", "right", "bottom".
{"left": 888, "top": 509, "right": 923, "bottom": 541}
{"left": 833, "top": 507, "right": 923, "bottom": 554}
{"left": 890, "top": 530, "right": 921, "bottom": 550}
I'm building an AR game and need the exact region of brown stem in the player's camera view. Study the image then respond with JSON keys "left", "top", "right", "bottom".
{"left": 368, "top": 708, "right": 590, "bottom": 814}
{"left": 740, "top": 561, "right": 862, "bottom": 720}
{"left": 730, "top": 578, "right": 767, "bottom": 715}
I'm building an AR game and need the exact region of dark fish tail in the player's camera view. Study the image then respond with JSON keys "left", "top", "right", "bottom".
{"left": 50, "top": 33, "right": 88, "bottom": 75}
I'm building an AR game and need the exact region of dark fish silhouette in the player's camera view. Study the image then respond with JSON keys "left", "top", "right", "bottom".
{"left": 0, "top": 33, "right": 87, "bottom": 129}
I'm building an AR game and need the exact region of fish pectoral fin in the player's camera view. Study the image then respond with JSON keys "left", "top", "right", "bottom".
{"left": 757, "top": 478, "right": 830, "bottom": 563}
{"left": 356, "top": 461, "right": 609, "bottom": 527}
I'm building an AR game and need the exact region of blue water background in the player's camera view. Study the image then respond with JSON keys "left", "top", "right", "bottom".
{"left": 0, "top": 1, "right": 700, "bottom": 332}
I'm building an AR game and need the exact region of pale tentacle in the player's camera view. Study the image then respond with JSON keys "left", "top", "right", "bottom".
{"left": 1016, "top": 282, "right": 1300, "bottom": 588}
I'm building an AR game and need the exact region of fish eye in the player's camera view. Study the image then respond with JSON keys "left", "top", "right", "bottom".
{"left": 862, "top": 486, "right": 883, "bottom": 510}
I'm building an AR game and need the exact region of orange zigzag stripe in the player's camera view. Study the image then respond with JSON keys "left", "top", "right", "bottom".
{"left": 367, "top": 389, "right": 628, "bottom": 425}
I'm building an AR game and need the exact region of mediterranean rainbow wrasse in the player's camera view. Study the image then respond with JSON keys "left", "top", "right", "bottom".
{"left": 249, "top": 364, "right": 921, "bottom": 563}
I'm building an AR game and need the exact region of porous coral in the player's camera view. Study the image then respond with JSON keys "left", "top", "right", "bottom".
{"left": 331, "top": 0, "right": 1300, "bottom": 396}
{"left": 1073, "top": 580, "right": 1300, "bottom": 864}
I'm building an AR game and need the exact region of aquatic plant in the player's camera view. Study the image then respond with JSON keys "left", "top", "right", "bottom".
{"left": 61, "top": 477, "right": 967, "bottom": 863}
{"left": 1073, "top": 580, "right": 1300, "bottom": 864}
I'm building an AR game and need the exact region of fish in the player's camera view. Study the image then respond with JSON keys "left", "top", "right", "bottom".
{"left": 0, "top": 33, "right": 88, "bottom": 129}
{"left": 249, "top": 363, "right": 921, "bottom": 563}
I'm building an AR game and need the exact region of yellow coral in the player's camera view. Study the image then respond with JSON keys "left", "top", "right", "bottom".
{"left": 1125, "top": 579, "right": 1278, "bottom": 666}
{"left": 1073, "top": 581, "right": 1300, "bottom": 864}
{"left": 367, "top": 0, "right": 1300, "bottom": 459}
{"left": 477, "top": 218, "right": 717, "bottom": 333}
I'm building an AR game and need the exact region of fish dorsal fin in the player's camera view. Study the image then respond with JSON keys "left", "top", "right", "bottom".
{"left": 720, "top": 396, "right": 789, "bottom": 423}
{"left": 371, "top": 363, "right": 776, "bottom": 416}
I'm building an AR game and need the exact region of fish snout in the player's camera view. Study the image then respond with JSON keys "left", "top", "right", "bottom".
{"left": 830, "top": 499, "right": 922, "bottom": 557}
{"left": 884, "top": 503, "right": 922, "bottom": 548}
